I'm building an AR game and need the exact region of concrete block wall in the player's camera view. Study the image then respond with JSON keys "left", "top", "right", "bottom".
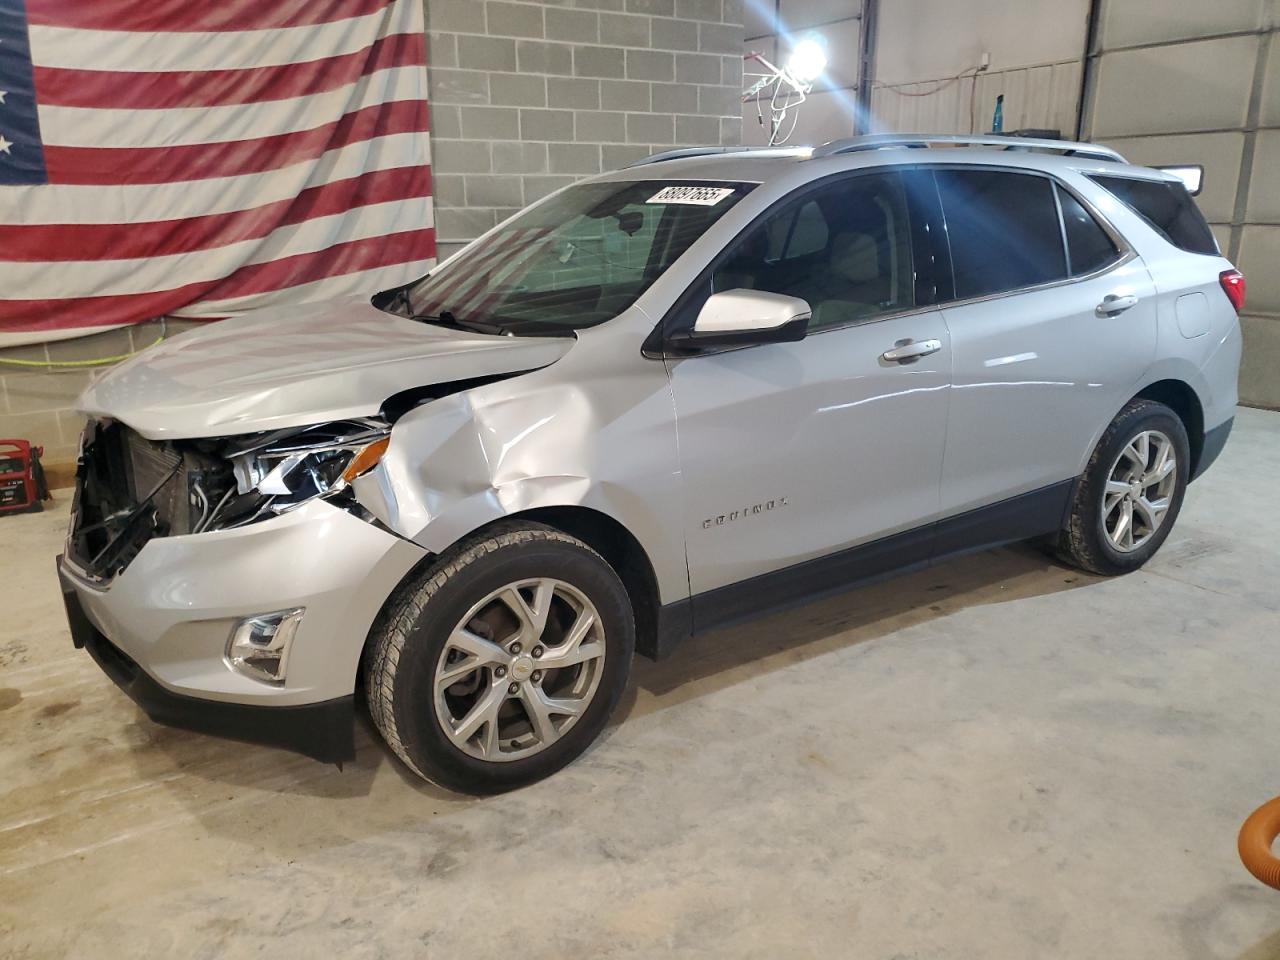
{"left": 0, "top": 0, "right": 745, "bottom": 471}
{"left": 0, "top": 319, "right": 201, "bottom": 467}
{"left": 425, "top": 0, "right": 745, "bottom": 259}
{"left": 1083, "top": 0, "right": 1280, "bottom": 409}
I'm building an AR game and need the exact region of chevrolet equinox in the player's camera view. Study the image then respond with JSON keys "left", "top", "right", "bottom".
{"left": 58, "top": 135, "right": 1243, "bottom": 793}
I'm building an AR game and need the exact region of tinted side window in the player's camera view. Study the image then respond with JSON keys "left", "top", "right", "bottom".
{"left": 764, "top": 200, "right": 828, "bottom": 262}
{"left": 1089, "top": 175, "right": 1218, "bottom": 256}
{"left": 1056, "top": 184, "right": 1120, "bottom": 276}
{"left": 935, "top": 169, "right": 1068, "bottom": 299}
{"left": 709, "top": 173, "right": 916, "bottom": 330}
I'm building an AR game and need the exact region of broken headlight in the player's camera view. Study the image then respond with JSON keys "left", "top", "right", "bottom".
{"left": 195, "top": 419, "right": 390, "bottom": 532}
{"left": 231, "top": 418, "right": 390, "bottom": 508}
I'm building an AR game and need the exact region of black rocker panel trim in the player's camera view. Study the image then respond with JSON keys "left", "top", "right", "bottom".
{"left": 651, "top": 480, "right": 1073, "bottom": 658}
{"left": 1191, "top": 416, "right": 1232, "bottom": 482}
{"left": 931, "top": 479, "right": 1073, "bottom": 559}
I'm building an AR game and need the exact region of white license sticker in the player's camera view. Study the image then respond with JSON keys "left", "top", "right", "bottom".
{"left": 646, "top": 185, "right": 735, "bottom": 206}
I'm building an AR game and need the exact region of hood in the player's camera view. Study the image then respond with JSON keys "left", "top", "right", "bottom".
{"left": 79, "top": 298, "right": 574, "bottom": 440}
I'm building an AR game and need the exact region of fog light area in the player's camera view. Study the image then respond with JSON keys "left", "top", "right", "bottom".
{"left": 225, "top": 608, "right": 305, "bottom": 684}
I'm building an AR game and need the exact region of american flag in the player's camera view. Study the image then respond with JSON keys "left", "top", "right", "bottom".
{"left": 0, "top": 0, "right": 435, "bottom": 346}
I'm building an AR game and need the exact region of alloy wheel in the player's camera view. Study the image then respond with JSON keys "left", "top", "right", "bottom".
{"left": 1102, "top": 429, "right": 1177, "bottom": 553}
{"left": 433, "top": 578, "right": 606, "bottom": 762}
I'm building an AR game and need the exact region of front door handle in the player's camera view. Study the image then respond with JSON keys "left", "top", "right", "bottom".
{"left": 881, "top": 338, "right": 942, "bottom": 363}
{"left": 1096, "top": 293, "right": 1139, "bottom": 317}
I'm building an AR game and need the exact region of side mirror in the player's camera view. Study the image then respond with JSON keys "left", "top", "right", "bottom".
{"left": 680, "top": 289, "right": 811, "bottom": 347}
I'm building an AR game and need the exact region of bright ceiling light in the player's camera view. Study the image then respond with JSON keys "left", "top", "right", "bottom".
{"left": 787, "top": 38, "right": 828, "bottom": 83}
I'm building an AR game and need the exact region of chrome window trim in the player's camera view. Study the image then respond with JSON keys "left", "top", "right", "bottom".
{"left": 651, "top": 166, "right": 931, "bottom": 356}
{"left": 926, "top": 163, "right": 1132, "bottom": 301}
{"left": 1051, "top": 179, "right": 1073, "bottom": 274}
{"left": 806, "top": 246, "right": 1136, "bottom": 339}
{"left": 652, "top": 161, "right": 1139, "bottom": 352}
{"left": 793, "top": 247, "right": 1139, "bottom": 339}
{"left": 1053, "top": 172, "right": 1132, "bottom": 271}
{"left": 812, "top": 168, "right": 1133, "bottom": 334}
{"left": 903, "top": 249, "right": 1138, "bottom": 321}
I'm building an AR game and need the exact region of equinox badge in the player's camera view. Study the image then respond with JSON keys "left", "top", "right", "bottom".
{"left": 703, "top": 497, "right": 789, "bottom": 529}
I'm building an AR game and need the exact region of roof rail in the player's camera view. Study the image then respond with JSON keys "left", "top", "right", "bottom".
{"left": 627, "top": 146, "right": 754, "bottom": 167}
{"left": 810, "top": 133, "right": 1126, "bottom": 164}
{"left": 625, "top": 145, "right": 809, "bottom": 167}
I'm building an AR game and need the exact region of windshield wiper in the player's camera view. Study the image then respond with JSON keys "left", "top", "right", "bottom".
{"left": 412, "top": 310, "right": 509, "bottom": 336}
{"left": 389, "top": 288, "right": 412, "bottom": 314}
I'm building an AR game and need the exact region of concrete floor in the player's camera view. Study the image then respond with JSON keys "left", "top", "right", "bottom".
{"left": 2, "top": 407, "right": 1279, "bottom": 959}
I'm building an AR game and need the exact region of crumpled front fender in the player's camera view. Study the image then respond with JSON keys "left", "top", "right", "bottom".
{"left": 351, "top": 333, "right": 688, "bottom": 604}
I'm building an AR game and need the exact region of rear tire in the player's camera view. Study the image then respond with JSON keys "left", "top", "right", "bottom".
{"left": 364, "top": 522, "right": 634, "bottom": 794}
{"left": 1056, "top": 399, "right": 1189, "bottom": 576}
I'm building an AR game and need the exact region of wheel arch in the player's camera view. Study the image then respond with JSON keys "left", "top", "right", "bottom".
{"left": 505, "top": 506, "right": 664, "bottom": 661}
{"left": 366, "top": 505, "right": 670, "bottom": 664}
{"left": 1129, "top": 378, "right": 1205, "bottom": 477}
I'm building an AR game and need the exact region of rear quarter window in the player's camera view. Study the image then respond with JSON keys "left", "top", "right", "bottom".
{"left": 1055, "top": 184, "right": 1121, "bottom": 276}
{"left": 1088, "top": 175, "right": 1218, "bottom": 256}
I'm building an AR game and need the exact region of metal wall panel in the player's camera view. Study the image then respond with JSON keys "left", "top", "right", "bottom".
{"left": 1097, "top": 0, "right": 1264, "bottom": 47}
{"left": 1090, "top": 35, "right": 1257, "bottom": 137}
{"left": 1100, "top": 132, "right": 1245, "bottom": 223}
{"left": 869, "top": 60, "right": 1082, "bottom": 136}
{"left": 1083, "top": 0, "right": 1279, "bottom": 407}
{"left": 872, "top": 0, "right": 1089, "bottom": 84}
{"left": 1238, "top": 226, "right": 1280, "bottom": 308}
{"left": 1247, "top": 129, "right": 1280, "bottom": 220}
{"left": 1261, "top": 36, "right": 1280, "bottom": 125}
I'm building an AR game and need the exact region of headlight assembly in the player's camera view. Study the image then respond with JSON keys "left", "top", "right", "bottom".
{"left": 231, "top": 418, "right": 389, "bottom": 508}
{"left": 194, "top": 419, "right": 391, "bottom": 532}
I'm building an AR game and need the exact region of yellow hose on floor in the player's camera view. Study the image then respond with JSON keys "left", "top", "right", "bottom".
{"left": 1239, "top": 797, "right": 1280, "bottom": 889}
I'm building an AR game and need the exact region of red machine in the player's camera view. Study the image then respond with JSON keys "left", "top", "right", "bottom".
{"left": 0, "top": 439, "right": 51, "bottom": 515}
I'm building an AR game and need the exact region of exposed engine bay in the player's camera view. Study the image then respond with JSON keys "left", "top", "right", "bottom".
{"left": 67, "top": 417, "right": 388, "bottom": 581}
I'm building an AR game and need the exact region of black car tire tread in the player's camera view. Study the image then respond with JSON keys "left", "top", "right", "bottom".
{"left": 363, "top": 521, "right": 634, "bottom": 794}
{"left": 1056, "top": 399, "right": 1189, "bottom": 576}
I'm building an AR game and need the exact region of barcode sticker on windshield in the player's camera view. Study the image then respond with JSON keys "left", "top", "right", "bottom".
{"left": 646, "top": 186, "right": 735, "bottom": 206}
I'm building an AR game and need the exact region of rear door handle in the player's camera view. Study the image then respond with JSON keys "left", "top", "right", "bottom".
{"left": 1096, "top": 293, "right": 1139, "bottom": 317}
{"left": 881, "top": 338, "right": 942, "bottom": 363}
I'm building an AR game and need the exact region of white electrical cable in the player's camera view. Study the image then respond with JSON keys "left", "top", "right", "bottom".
{"left": 878, "top": 64, "right": 984, "bottom": 97}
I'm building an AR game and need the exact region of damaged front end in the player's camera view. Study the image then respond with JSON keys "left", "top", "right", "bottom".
{"left": 66, "top": 418, "right": 391, "bottom": 582}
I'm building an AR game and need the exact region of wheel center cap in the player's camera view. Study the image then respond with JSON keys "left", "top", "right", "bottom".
{"left": 510, "top": 656, "right": 534, "bottom": 682}
{"left": 1129, "top": 481, "right": 1143, "bottom": 498}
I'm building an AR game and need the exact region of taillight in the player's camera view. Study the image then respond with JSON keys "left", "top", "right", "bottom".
{"left": 1220, "top": 269, "right": 1246, "bottom": 313}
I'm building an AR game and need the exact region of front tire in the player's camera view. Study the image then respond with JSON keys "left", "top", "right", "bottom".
{"left": 364, "top": 522, "right": 635, "bottom": 794}
{"left": 1056, "top": 399, "right": 1189, "bottom": 576}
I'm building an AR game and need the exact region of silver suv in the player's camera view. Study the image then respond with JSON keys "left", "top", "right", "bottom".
{"left": 58, "top": 135, "right": 1243, "bottom": 793}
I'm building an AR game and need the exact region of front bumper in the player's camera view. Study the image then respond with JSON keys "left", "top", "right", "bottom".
{"left": 61, "top": 576, "right": 356, "bottom": 763}
{"left": 58, "top": 498, "right": 428, "bottom": 758}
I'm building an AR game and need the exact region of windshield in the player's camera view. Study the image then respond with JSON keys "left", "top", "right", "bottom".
{"left": 399, "top": 179, "right": 753, "bottom": 332}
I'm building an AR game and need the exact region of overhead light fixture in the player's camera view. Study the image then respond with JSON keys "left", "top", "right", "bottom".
{"left": 742, "top": 33, "right": 830, "bottom": 145}
{"left": 786, "top": 37, "right": 828, "bottom": 84}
